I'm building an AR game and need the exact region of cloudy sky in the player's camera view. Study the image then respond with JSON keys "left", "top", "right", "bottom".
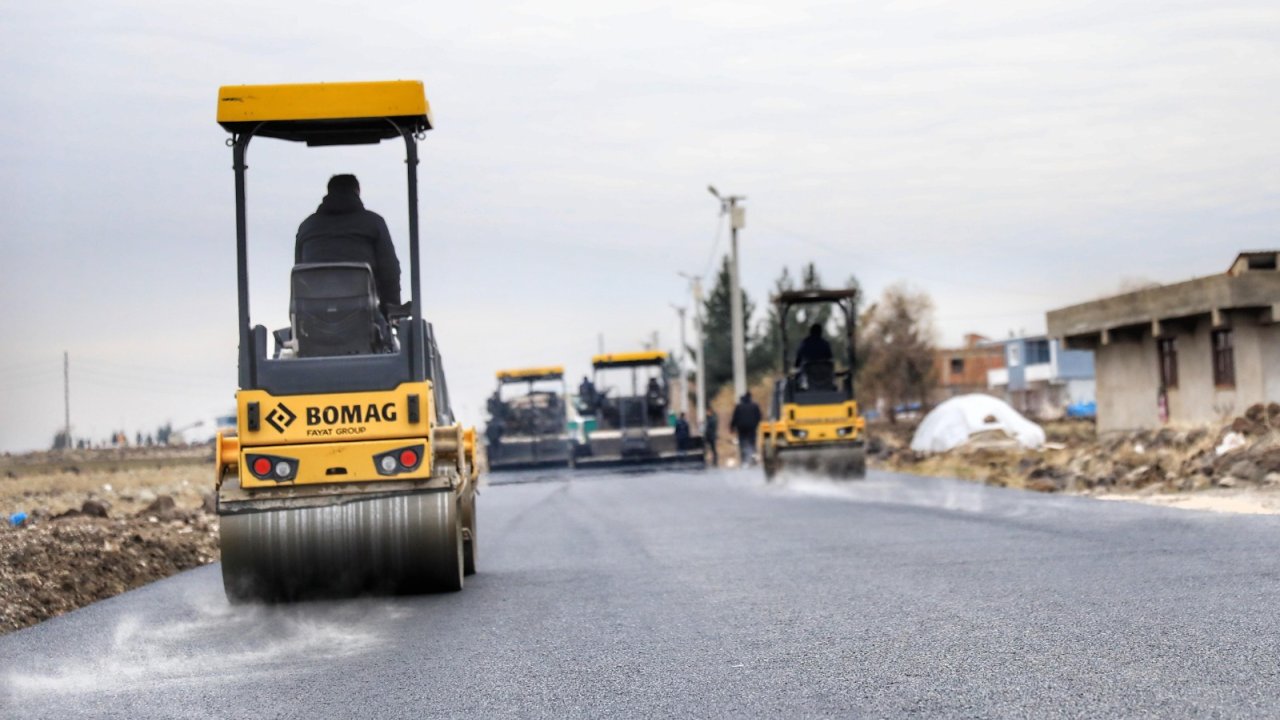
{"left": 1, "top": 0, "right": 1274, "bottom": 451}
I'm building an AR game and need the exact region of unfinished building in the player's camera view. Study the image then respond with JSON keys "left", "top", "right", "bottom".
{"left": 1047, "top": 251, "right": 1280, "bottom": 433}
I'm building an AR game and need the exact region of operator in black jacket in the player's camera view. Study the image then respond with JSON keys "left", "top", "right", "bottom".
{"left": 295, "top": 174, "right": 402, "bottom": 314}
{"left": 794, "top": 323, "right": 834, "bottom": 368}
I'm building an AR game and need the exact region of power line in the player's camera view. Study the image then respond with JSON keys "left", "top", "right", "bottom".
{"left": 76, "top": 358, "right": 227, "bottom": 383}
{"left": 700, "top": 211, "right": 726, "bottom": 282}
{"left": 75, "top": 367, "right": 228, "bottom": 389}
{"left": 752, "top": 220, "right": 1062, "bottom": 303}
{"left": 73, "top": 372, "right": 226, "bottom": 395}
{"left": 0, "top": 359, "right": 49, "bottom": 376}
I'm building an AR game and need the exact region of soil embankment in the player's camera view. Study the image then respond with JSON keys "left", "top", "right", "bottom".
{"left": 1, "top": 448, "right": 217, "bottom": 634}
{"left": 871, "top": 404, "right": 1280, "bottom": 512}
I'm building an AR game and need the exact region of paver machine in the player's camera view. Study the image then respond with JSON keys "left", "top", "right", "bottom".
{"left": 484, "top": 366, "right": 573, "bottom": 470}
{"left": 759, "top": 289, "right": 867, "bottom": 480}
{"left": 212, "top": 81, "right": 480, "bottom": 601}
{"left": 574, "top": 351, "right": 704, "bottom": 468}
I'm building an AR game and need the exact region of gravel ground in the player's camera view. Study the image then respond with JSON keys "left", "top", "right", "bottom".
{"left": 0, "top": 450, "right": 218, "bottom": 634}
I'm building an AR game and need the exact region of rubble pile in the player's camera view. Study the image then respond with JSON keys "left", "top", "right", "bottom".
{"left": 0, "top": 495, "right": 219, "bottom": 634}
{"left": 1, "top": 450, "right": 220, "bottom": 635}
{"left": 871, "top": 403, "right": 1280, "bottom": 494}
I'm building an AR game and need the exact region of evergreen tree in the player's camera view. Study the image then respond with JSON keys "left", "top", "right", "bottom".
{"left": 701, "top": 256, "right": 758, "bottom": 398}
{"left": 834, "top": 273, "right": 863, "bottom": 374}
{"left": 749, "top": 266, "right": 795, "bottom": 374}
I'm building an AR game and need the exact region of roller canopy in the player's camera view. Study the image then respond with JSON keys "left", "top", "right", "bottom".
{"left": 217, "top": 81, "right": 432, "bottom": 145}
{"left": 497, "top": 366, "right": 565, "bottom": 382}
{"left": 592, "top": 351, "right": 668, "bottom": 369}
{"left": 773, "top": 289, "right": 859, "bottom": 306}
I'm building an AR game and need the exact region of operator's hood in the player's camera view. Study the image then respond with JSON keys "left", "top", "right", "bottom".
{"left": 316, "top": 191, "right": 364, "bottom": 215}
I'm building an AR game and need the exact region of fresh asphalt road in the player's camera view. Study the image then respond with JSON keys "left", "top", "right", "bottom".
{"left": 3, "top": 468, "right": 1280, "bottom": 718}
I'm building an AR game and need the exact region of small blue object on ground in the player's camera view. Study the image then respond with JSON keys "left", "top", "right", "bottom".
{"left": 1066, "top": 401, "right": 1097, "bottom": 418}
{"left": 9, "top": 511, "right": 27, "bottom": 527}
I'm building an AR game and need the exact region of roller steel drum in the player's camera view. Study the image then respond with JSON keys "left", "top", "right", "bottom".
{"left": 765, "top": 445, "right": 866, "bottom": 481}
{"left": 220, "top": 490, "right": 463, "bottom": 602}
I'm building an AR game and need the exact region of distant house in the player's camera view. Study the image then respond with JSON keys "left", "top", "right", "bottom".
{"left": 932, "top": 333, "right": 1005, "bottom": 401}
{"left": 986, "top": 336, "right": 1095, "bottom": 419}
{"left": 1047, "top": 251, "right": 1280, "bottom": 433}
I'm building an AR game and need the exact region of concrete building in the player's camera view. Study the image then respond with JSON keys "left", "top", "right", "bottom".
{"left": 986, "top": 336, "right": 1095, "bottom": 419}
{"left": 1047, "top": 251, "right": 1280, "bottom": 433}
{"left": 932, "top": 333, "right": 1005, "bottom": 401}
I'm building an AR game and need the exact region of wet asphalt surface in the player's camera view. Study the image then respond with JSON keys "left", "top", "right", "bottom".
{"left": 3, "top": 467, "right": 1280, "bottom": 718}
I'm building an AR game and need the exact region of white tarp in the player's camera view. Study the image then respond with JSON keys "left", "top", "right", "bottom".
{"left": 910, "top": 394, "right": 1046, "bottom": 453}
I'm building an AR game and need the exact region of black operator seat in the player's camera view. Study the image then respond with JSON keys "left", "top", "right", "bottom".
{"left": 799, "top": 360, "right": 837, "bottom": 391}
{"left": 290, "top": 262, "right": 382, "bottom": 357}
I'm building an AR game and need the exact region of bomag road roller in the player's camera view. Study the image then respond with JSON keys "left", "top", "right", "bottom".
{"left": 574, "top": 351, "right": 704, "bottom": 469}
{"left": 212, "top": 81, "right": 480, "bottom": 602}
{"left": 759, "top": 289, "right": 867, "bottom": 480}
{"left": 484, "top": 366, "right": 573, "bottom": 470}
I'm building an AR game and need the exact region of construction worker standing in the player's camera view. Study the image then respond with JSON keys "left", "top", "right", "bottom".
{"left": 674, "top": 413, "right": 691, "bottom": 450}
{"left": 703, "top": 408, "right": 720, "bottom": 466}
{"left": 729, "top": 393, "right": 762, "bottom": 466}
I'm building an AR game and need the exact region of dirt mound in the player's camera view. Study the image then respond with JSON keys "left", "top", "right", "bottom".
{"left": 872, "top": 405, "right": 1280, "bottom": 495}
{"left": 0, "top": 509, "right": 218, "bottom": 633}
{"left": 1, "top": 456, "right": 220, "bottom": 635}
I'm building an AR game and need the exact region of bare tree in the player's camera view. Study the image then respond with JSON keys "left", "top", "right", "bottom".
{"left": 858, "top": 283, "right": 938, "bottom": 423}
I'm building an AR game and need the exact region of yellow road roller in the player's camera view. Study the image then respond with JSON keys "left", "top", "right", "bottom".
{"left": 212, "top": 81, "right": 480, "bottom": 601}
{"left": 759, "top": 289, "right": 867, "bottom": 480}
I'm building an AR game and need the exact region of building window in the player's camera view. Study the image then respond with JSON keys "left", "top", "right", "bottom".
{"left": 1248, "top": 254, "right": 1278, "bottom": 271}
{"left": 950, "top": 357, "right": 965, "bottom": 375}
{"left": 1157, "top": 338, "right": 1178, "bottom": 389}
{"left": 1211, "top": 329, "right": 1235, "bottom": 388}
{"left": 1025, "top": 339, "right": 1051, "bottom": 365}
{"left": 1007, "top": 344, "right": 1021, "bottom": 367}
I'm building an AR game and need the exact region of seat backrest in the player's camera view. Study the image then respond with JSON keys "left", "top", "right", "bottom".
{"left": 290, "top": 262, "right": 380, "bottom": 358}
{"left": 801, "top": 360, "right": 836, "bottom": 391}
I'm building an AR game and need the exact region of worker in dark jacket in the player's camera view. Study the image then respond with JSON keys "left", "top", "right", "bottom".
{"left": 578, "top": 376, "right": 597, "bottom": 410}
{"left": 296, "top": 174, "right": 401, "bottom": 314}
{"left": 703, "top": 408, "right": 719, "bottom": 466}
{"left": 674, "top": 413, "right": 690, "bottom": 450}
{"left": 794, "top": 323, "right": 834, "bottom": 368}
{"left": 729, "top": 392, "right": 762, "bottom": 466}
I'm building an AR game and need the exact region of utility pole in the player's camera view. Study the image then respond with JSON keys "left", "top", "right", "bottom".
{"left": 709, "top": 185, "right": 747, "bottom": 399}
{"left": 63, "top": 351, "right": 70, "bottom": 451}
{"left": 670, "top": 304, "right": 689, "bottom": 415}
{"left": 679, "top": 272, "right": 708, "bottom": 425}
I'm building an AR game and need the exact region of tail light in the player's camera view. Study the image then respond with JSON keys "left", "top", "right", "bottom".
{"left": 246, "top": 453, "right": 298, "bottom": 482}
{"left": 374, "top": 445, "right": 425, "bottom": 476}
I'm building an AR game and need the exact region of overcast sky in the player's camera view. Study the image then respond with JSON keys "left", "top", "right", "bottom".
{"left": 1, "top": 0, "right": 1274, "bottom": 452}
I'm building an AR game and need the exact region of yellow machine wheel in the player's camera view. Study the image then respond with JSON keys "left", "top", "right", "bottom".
{"left": 763, "top": 444, "right": 780, "bottom": 481}
{"left": 220, "top": 489, "right": 464, "bottom": 603}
